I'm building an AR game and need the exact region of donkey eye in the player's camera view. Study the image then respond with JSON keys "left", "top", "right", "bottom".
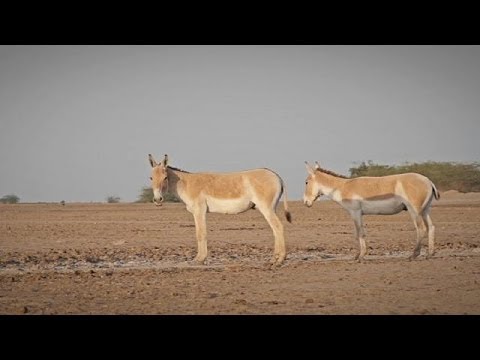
{"left": 149, "top": 177, "right": 152, "bottom": 180}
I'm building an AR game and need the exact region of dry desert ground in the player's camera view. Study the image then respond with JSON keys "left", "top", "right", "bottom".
{"left": 1, "top": 190, "right": 479, "bottom": 314}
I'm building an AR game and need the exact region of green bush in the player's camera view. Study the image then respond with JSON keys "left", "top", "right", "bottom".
{"left": 136, "top": 186, "right": 180, "bottom": 203}
{"left": 0, "top": 194, "right": 20, "bottom": 204}
{"left": 106, "top": 195, "right": 121, "bottom": 203}
{"left": 349, "top": 161, "right": 480, "bottom": 192}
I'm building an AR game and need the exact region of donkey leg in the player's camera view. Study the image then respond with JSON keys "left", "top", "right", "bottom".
{"left": 352, "top": 211, "right": 367, "bottom": 262}
{"left": 408, "top": 211, "right": 427, "bottom": 260}
{"left": 259, "top": 207, "right": 286, "bottom": 266}
{"left": 192, "top": 208, "right": 208, "bottom": 264}
{"left": 423, "top": 212, "right": 435, "bottom": 258}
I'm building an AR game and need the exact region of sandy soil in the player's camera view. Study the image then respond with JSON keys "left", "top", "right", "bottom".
{"left": 1, "top": 192, "right": 479, "bottom": 314}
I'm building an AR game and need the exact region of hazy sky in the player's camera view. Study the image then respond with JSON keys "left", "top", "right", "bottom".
{"left": 1, "top": 45, "right": 479, "bottom": 202}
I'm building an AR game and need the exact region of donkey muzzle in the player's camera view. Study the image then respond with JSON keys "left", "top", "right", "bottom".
{"left": 153, "top": 196, "right": 164, "bottom": 206}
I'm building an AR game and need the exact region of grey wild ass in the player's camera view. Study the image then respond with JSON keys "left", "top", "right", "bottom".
{"left": 303, "top": 161, "right": 440, "bottom": 261}
{"left": 148, "top": 154, "right": 292, "bottom": 265}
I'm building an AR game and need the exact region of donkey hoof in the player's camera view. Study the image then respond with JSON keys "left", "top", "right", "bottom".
{"left": 193, "top": 256, "right": 206, "bottom": 265}
{"left": 270, "top": 255, "right": 279, "bottom": 264}
{"left": 354, "top": 254, "right": 364, "bottom": 263}
{"left": 268, "top": 262, "right": 282, "bottom": 270}
{"left": 409, "top": 251, "right": 420, "bottom": 261}
{"left": 270, "top": 254, "right": 285, "bottom": 266}
{"left": 275, "top": 259, "right": 285, "bottom": 267}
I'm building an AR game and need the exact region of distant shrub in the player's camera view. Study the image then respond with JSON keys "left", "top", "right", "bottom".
{"left": 349, "top": 161, "right": 480, "bottom": 192}
{"left": 136, "top": 186, "right": 180, "bottom": 203}
{"left": 106, "top": 195, "right": 121, "bottom": 203}
{"left": 0, "top": 194, "right": 20, "bottom": 204}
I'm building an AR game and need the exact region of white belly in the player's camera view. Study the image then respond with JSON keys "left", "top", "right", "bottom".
{"left": 206, "top": 196, "right": 253, "bottom": 214}
{"left": 360, "top": 198, "right": 406, "bottom": 215}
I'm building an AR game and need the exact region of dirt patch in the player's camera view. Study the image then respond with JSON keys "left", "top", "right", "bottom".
{"left": 1, "top": 195, "right": 480, "bottom": 314}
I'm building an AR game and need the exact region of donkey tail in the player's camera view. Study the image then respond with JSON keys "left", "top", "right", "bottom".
{"left": 282, "top": 184, "right": 292, "bottom": 223}
{"left": 431, "top": 182, "right": 440, "bottom": 200}
{"left": 267, "top": 168, "right": 292, "bottom": 223}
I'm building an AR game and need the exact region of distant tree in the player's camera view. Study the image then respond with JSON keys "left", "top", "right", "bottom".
{"left": 0, "top": 194, "right": 20, "bottom": 204}
{"left": 136, "top": 186, "right": 180, "bottom": 203}
{"left": 106, "top": 195, "right": 121, "bottom": 203}
{"left": 349, "top": 160, "right": 395, "bottom": 177}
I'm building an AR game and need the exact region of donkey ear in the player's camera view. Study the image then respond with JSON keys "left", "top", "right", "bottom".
{"left": 162, "top": 154, "right": 169, "bottom": 167}
{"left": 305, "top": 161, "right": 315, "bottom": 175}
{"left": 148, "top": 154, "right": 157, "bottom": 167}
{"left": 314, "top": 161, "right": 320, "bottom": 170}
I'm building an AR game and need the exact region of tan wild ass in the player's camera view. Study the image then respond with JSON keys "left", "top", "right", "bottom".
{"left": 148, "top": 154, "right": 292, "bottom": 265}
{"left": 303, "top": 161, "right": 440, "bottom": 261}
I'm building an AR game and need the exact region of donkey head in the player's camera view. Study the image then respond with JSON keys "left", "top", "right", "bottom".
{"left": 148, "top": 154, "right": 169, "bottom": 206}
{"left": 303, "top": 161, "right": 321, "bottom": 207}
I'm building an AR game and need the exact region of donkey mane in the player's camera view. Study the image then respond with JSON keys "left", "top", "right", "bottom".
{"left": 167, "top": 165, "right": 190, "bottom": 174}
{"left": 315, "top": 167, "right": 349, "bottom": 179}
